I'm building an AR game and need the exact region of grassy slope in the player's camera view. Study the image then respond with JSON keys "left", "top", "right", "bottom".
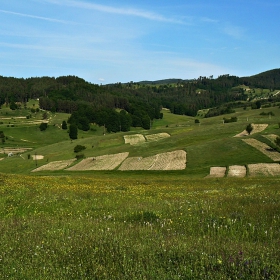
{"left": 1, "top": 104, "right": 280, "bottom": 176}
{"left": 1, "top": 99, "right": 280, "bottom": 278}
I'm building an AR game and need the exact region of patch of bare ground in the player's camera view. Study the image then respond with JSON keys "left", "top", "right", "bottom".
{"left": 67, "top": 152, "right": 129, "bottom": 171}
{"left": 206, "top": 167, "right": 226, "bottom": 178}
{"left": 0, "top": 147, "right": 32, "bottom": 154}
{"left": 234, "top": 123, "right": 268, "bottom": 137}
{"left": 248, "top": 163, "right": 280, "bottom": 176}
{"left": 124, "top": 134, "right": 146, "bottom": 145}
{"left": 227, "top": 165, "right": 246, "bottom": 177}
{"left": 119, "top": 150, "right": 186, "bottom": 171}
{"left": 144, "top": 133, "right": 170, "bottom": 142}
{"left": 32, "top": 159, "right": 76, "bottom": 172}
{"left": 242, "top": 138, "right": 280, "bottom": 161}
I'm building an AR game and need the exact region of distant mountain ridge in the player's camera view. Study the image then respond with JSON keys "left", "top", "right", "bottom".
{"left": 132, "top": 68, "right": 280, "bottom": 86}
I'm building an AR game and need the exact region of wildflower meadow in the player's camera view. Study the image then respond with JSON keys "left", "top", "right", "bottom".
{"left": 0, "top": 174, "right": 279, "bottom": 279}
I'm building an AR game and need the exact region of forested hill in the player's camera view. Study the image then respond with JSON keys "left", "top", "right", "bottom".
{"left": 0, "top": 69, "right": 280, "bottom": 131}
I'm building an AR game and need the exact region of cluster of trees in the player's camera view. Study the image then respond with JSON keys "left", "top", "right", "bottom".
{"left": 67, "top": 104, "right": 133, "bottom": 133}
{"left": 1, "top": 69, "right": 280, "bottom": 132}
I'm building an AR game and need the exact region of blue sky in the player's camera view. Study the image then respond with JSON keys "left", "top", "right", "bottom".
{"left": 0, "top": 0, "right": 279, "bottom": 84}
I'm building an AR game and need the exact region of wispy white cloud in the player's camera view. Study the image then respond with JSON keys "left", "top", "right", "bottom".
{"left": 222, "top": 24, "right": 245, "bottom": 39}
{"left": 0, "top": 9, "right": 78, "bottom": 24}
{"left": 200, "top": 17, "right": 219, "bottom": 23}
{"left": 44, "top": 0, "right": 185, "bottom": 24}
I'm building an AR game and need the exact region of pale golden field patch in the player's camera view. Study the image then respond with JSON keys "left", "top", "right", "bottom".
{"left": 123, "top": 134, "right": 146, "bottom": 145}
{"left": 207, "top": 167, "right": 226, "bottom": 178}
{"left": 67, "top": 152, "right": 129, "bottom": 171}
{"left": 242, "top": 138, "right": 280, "bottom": 161}
{"left": 248, "top": 163, "right": 280, "bottom": 176}
{"left": 0, "top": 147, "right": 32, "bottom": 154}
{"left": 144, "top": 132, "right": 170, "bottom": 142}
{"left": 234, "top": 123, "right": 268, "bottom": 137}
{"left": 32, "top": 155, "right": 44, "bottom": 160}
{"left": 124, "top": 132, "right": 170, "bottom": 145}
{"left": 32, "top": 159, "right": 76, "bottom": 172}
{"left": 262, "top": 134, "right": 278, "bottom": 143}
{"left": 227, "top": 165, "right": 247, "bottom": 177}
{"left": 119, "top": 150, "right": 186, "bottom": 171}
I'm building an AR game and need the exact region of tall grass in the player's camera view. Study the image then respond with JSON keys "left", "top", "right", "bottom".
{"left": 0, "top": 174, "right": 279, "bottom": 279}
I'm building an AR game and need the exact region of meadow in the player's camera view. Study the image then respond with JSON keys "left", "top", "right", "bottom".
{"left": 1, "top": 100, "right": 280, "bottom": 278}
{"left": 0, "top": 174, "right": 279, "bottom": 279}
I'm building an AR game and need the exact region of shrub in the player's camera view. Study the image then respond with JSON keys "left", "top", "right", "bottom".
{"left": 74, "top": 145, "right": 86, "bottom": 153}
{"left": 62, "top": 120, "right": 67, "bottom": 130}
{"left": 223, "top": 117, "right": 237, "bottom": 123}
{"left": 39, "top": 122, "right": 48, "bottom": 131}
{"left": 69, "top": 124, "right": 78, "bottom": 140}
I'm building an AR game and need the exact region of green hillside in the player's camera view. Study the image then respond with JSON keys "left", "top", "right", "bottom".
{"left": 1, "top": 102, "right": 280, "bottom": 177}
{"left": 1, "top": 71, "right": 280, "bottom": 279}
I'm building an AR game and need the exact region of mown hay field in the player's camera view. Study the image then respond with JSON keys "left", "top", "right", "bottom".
{"left": 242, "top": 138, "right": 280, "bottom": 161}
{"left": 0, "top": 174, "right": 279, "bottom": 279}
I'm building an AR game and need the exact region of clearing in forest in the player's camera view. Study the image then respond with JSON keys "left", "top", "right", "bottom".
{"left": 67, "top": 152, "right": 129, "bottom": 171}
{"left": 32, "top": 159, "right": 76, "bottom": 172}
{"left": 242, "top": 138, "right": 280, "bottom": 161}
{"left": 119, "top": 150, "right": 186, "bottom": 171}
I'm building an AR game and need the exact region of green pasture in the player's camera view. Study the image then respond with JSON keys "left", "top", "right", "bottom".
{"left": 1, "top": 104, "right": 280, "bottom": 176}
{"left": 0, "top": 174, "right": 279, "bottom": 279}
{"left": 1, "top": 100, "right": 280, "bottom": 279}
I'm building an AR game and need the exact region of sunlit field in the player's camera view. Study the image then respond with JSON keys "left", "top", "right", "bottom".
{"left": 1, "top": 174, "right": 279, "bottom": 279}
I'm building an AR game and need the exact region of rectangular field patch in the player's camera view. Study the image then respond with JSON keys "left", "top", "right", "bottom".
{"left": 67, "top": 152, "right": 129, "bottom": 171}
{"left": 248, "top": 163, "right": 280, "bottom": 176}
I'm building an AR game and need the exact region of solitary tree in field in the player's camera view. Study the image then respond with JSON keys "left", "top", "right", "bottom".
{"left": 246, "top": 123, "right": 253, "bottom": 135}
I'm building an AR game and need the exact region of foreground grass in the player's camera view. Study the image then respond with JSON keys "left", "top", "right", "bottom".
{"left": 0, "top": 174, "right": 279, "bottom": 279}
